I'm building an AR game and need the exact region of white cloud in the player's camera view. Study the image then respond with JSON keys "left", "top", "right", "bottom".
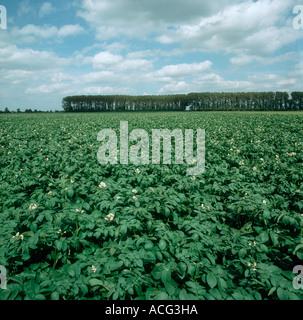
{"left": 158, "top": 72, "right": 254, "bottom": 94}
{"left": 81, "top": 86, "right": 135, "bottom": 95}
{"left": 229, "top": 51, "right": 302, "bottom": 68}
{"left": 157, "top": 67, "right": 303, "bottom": 95}
{"left": 159, "top": 81, "right": 191, "bottom": 93}
{"left": 92, "top": 51, "right": 123, "bottom": 68}
{"left": 0, "top": 69, "right": 35, "bottom": 85}
{"left": 193, "top": 73, "right": 253, "bottom": 91}
{"left": 18, "top": 1, "right": 56, "bottom": 19}
{"left": 288, "top": 60, "right": 303, "bottom": 82}
{"left": 154, "top": 61, "right": 212, "bottom": 79}
{"left": 0, "top": 45, "right": 69, "bottom": 71}
{"left": 12, "top": 24, "right": 58, "bottom": 39}
{"left": 247, "top": 70, "right": 303, "bottom": 91}
{"left": 117, "top": 58, "right": 154, "bottom": 72}
{"left": 18, "top": 0, "right": 35, "bottom": 17}
{"left": 11, "top": 24, "right": 84, "bottom": 42}
{"left": 90, "top": 51, "right": 154, "bottom": 73}
{"left": 229, "top": 55, "right": 256, "bottom": 66}
{"left": 77, "top": 0, "right": 231, "bottom": 39}
{"left": 25, "top": 83, "right": 68, "bottom": 94}
{"left": 38, "top": 2, "right": 56, "bottom": 18}
{"left": 156, "top": 0, "right": 300, "bottom": 60}
{"left": 80, "top": 71, "right": 117, "bottom": 84}
{"left": 58, "top": 25, "right": 85, "bottom": 37}
{"left": 76, "top": 0, "right": 302, "bottom": 71}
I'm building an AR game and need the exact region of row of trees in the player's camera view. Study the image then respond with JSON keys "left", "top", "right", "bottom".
{"left": 62, "top": 94, "right": 188, "bottom": 112}
{"left": 0, "top": 108, "right": 61, "bottom": 113}
{"left": 62, "top": 92, "right": 303, "bottom": 112}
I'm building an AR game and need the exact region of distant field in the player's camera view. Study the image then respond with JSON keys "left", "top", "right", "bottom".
{"left": 0, "top": 111, "right": 302, "bottom": 300}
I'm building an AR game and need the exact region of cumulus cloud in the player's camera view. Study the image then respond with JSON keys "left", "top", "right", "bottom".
{"left": 92, "top": 51, "right": 123, "bottom": 68}
{"left": 159, "top": 81, "right": 192, "bottom": 93}
{"left": 78, "top": 0, "right": 299, "bottom": 54}
{"left": 12, "top": 24, "right": 58, "bottom": 39}
{"left": 154, "top": 0, "right": 300, "bottom": 61}
{"left": 89, "top": 51, "right": 154, "bottom": 73}
{"left": 158, "top": 73, "right": 254, "bottom": 94}
{"left": 76, "top": 0, "right": 302, "bottom": 73}
{"left": 153, "top": 61, "right": 213, "bottom": 80}
{"left": 0, "top": 45, "right": 69, "bottom": 71}
{"left": 11, "top": 24, "right": 84, "bottom": 42}
{"left": 77, "top": 0, "right": 231, "bottom": 39}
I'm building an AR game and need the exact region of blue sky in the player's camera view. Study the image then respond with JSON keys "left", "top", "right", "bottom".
{"left": 0, "top": 0, "right": 302, "bottom": 110}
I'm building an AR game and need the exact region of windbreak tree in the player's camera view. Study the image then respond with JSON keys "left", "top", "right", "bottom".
{"left": 61, "top": 92, "right": 303, "bottom": 112}
{"left": 291, "top": 92, "right": 303, "bottom": 110}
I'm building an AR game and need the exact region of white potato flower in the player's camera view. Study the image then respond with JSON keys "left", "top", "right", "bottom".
{"left": 105, "top": 213, "right": 115, "bottom": 222}
{"left": 29, "top": 203, "right": 37, "bottom": 210}
{"left": 99, "top": 182, "right": 106, "bottom": 189}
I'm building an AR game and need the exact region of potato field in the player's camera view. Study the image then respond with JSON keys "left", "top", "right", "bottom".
{"left": 0, "top": 111, "right": 302, "bottom": 300}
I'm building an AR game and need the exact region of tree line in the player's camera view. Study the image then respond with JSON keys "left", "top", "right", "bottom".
{"left": 0, "top": 108, "right": 62, "bottom": 113}
{"left": 62, "top": 91, "right": 303, "bottom": 112}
